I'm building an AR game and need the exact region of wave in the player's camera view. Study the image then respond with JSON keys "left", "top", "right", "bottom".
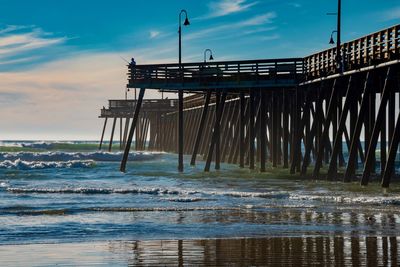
{"left": 0, "top": 206, "right": 243, "bottom": 216}
{"left": 0, "top": 151, "right": 161, "bottom": 163}
{"left": 289, "top": 194, "right": 400, "bottom": 205}
{"left": 5, "top": 185, "right": 288, "bottom": 200}
{"left": 87, "top": 206, "right": 241, "bottom": 212}
{"left": 6, "top": 187, "right": 199, "bottom": 195}
{"left": 211, "top": 191, "right": 289, "bottom": 199}
{"left": 166, "top": 197, "right": 206, "bottom": 202}
{"left": 0, "top": 159, "right": 95, "bottom": 170}
{"left": 21, "top": 142, "right": 58, "bottom": 149}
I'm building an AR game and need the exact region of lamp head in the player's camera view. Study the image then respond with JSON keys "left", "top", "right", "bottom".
{"left": 183, "top": 17, "right": 190, "bottom": 26}
{"left": 209, "top": 54, "right": 214, "bottom": 61}
{"left": 329, "top": 36, "right": 335, "bottom": 45}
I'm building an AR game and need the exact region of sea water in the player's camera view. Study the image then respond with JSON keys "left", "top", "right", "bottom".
{"left": 0, "top": 141, "right": 399, "bottom": 265}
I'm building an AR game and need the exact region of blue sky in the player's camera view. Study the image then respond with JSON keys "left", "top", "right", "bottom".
{"left": 0, "top": 0, "right": 399, "bottom": 140}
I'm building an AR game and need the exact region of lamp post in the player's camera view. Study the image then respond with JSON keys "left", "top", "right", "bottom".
{"left": 178, "top": 9, "right": 190, "bottom": 172}
{"left": 337, "top": 0, "right": 341, "bottom": 72}
{"left": 327, "top": 0, "right": 342, "bottom": 72}
{"left": 125, "top": 87, "right": 129, "bottom": 100}
{"left": 204, "top": 49, "right": 214, "bottom": 63}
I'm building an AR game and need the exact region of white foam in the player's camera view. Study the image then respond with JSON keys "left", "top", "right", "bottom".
{"left": 208, "top": 190, "right": 289, "bottom": 199}
{"left": 7, "top": 186, "right": 199, "bottom": 195}
{"left": 0, "top": 159, "right": 95, "bottom": 170}
{"left": 167, "top": 197, "right": 205, "bottom": 202}
{"left": 0, "top": 151, "right": 160, "bottom": 163}
{"left": 289, "top": 193, "right": 400, "bottom": 205}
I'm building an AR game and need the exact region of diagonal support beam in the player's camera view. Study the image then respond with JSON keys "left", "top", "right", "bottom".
{"left": 120, "top": 88, "right": 146, "bottom": 172}
{"left": 327, "top": 76, "right": 353, "bottom": 180}
{"left": 381, "top": 111, "right": 400, "bottom": 188}
{"left": 204, "top": 90, "right": 227, "bottom": 172}
{"left": 99, "top": 118, "right": 108, "bottom": 150}
{"left": 313, "top": 79, "right": 338, "bottom": 178}
{"left": 361, "top": 67, "right": 394, "bottom": 185}
{"left": 109, "top": 118, "right": 117, "bottom": 152}
{"left": 343, "top": 72, "right": 372, "bottom": 181}
{"left": 190, "top": 91, "right": 211, "bottom": 166}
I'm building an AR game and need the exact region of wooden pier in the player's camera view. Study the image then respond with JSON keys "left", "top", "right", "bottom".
{"left": 99, "top": 99, "right": 177, "bottom": 152}
{"left": 108, "top": 24, "right": 400, "bottom": 187}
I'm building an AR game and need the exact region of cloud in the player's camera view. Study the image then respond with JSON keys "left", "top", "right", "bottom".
{"left": 243, "top": 27, "right": 276, "bottom": 35}
{"left": 288, "top": 3, "right": 301, "bottom": 8}
{"left": 382, "top": 6, "right": 400, "bottom": 21}
{"left": 0, "top": 25, "right": 33, "bottom": 35}
{"left": 186, "top": 12, "right": 277, "bottom": 41}
{"left": 261, "top": 34, "right": 280, "bottom": 41}
{"left": 207, "top": 0, "right": 258, "bottom": 18}
{"left": 238, "top": 12, "right": 276, "bottom": 26}
{"left": 0, "top": 46, "right": 179, "bottom": 140}
{"left": 0, "top": 25, "right": 68, "bottom": 70}
{"left": 149, "top": 30, "right": 161, "bottom": 39}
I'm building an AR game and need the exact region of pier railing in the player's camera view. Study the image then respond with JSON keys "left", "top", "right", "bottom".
{"left": 128, "top": 58, "right": 304, "bottom": 90}
{"left": 304, "top": 24, "right": 400, "bottom": 79}
{"left": 127, "top": 25, "right": 399, "bottom": 86}
{"left": 100, "top": 99, "right": 178, "bottom": 117}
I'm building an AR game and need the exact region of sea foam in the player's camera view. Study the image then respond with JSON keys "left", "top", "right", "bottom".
{"left": 0, "top": 151, "right": 160, "bottom": 163}
{"left": 0, "top": 159, "right": 95, "bottom": 170}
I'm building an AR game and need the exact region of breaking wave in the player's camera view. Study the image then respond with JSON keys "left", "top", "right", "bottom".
{"left": 6, "top": 187, "right": 199, "bottom": 195}
{"left": 0, "top": 151, "right": 160, "bottom": 163}
{"left": 0, "top": 159, "right": 95, "bottom": 170}
{"left": 0, "top": 206, "right": 244, "bottom": 216}
{"left": 289, "top": 193, "right": 400, "bottom": 205}
{"left": 5, "top": 185, "right": 287, "bottom": 200}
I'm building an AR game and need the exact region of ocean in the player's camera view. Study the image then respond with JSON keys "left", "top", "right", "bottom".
{"left": 0, "top": 140, "right": 399, "bottom": 266}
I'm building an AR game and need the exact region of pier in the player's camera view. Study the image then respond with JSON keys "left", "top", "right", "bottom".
{"left": 105, "top": 24, "right": 400, "bottom": 187}
{"left": 98, "top": 99, "right": 177, "bottom": 152}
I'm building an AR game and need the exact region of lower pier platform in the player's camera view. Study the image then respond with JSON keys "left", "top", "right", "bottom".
{"left": 98, "top": 99, "right": 177, "bottom": 151}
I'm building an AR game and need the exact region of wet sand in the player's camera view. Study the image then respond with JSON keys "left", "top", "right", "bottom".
{"left": 0, "top": 236, "right": 399, "bottom": 266}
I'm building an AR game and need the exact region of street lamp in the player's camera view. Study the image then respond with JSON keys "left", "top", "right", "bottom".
{"left": 204, "top": 49, "right": 214, "bottom": 63}
{"left": 327, "top": 0, "right": 342, "bottom": 72}
{"left": 179, "top": 10, "right": 190, "bottom": 66}
{"left": 178, "top": 9, "right": 190, "bottom": 172}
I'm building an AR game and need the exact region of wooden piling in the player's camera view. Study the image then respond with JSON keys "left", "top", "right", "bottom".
{"left": 120, "top": 88, "right": 146, "bottom": 172}
{"left": 99, "top": 118, "right": 108, "bottom": 150}
{"left": 108, "top": 117, "right": 117, "bottom": 152}
{"left": 190, "top": 92, "right": 211, "bottom": 165}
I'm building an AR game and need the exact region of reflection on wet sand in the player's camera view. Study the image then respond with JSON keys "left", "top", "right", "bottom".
{"left": 108, "top": 236, "right": 399, "bottom": 266}
{"left": 0, "top": 236, "right": 398, "bottom": 266}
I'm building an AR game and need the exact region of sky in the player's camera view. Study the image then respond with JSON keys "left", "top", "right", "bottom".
{"left": 0, "top": 0, "right": 399, "bottom": 140}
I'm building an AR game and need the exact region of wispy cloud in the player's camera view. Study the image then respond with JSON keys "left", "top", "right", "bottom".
{"left": 243, "top": 27, "right": 276, "bottom": 35}
{"left": 0, "top": 25, "right": 33, "bottom": 35}
{"left": 238, "top": 12, "right": 276, "bottom": 26}
{"left": 288, "top": 3, "right": 301, "bottom": 8}
{"left": 382, "top": 6, "right": 400, "bottom": 21}
{"left": 0, "top": 25, "right": 68, "bottom": 70}
{"left": 207, "top": 0, "right": 258, "bottom": 18}
{"left": 149, "top": 30, "right": 161, "bottom": 39}
{"left": 261, "top": 34, "right": 280, "bottom": 41}
{"left": 0, "top": 43, "right": 181, "bottom": 139}
{"left": 186, "top": 12, "right": 277, "bottom": 41}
